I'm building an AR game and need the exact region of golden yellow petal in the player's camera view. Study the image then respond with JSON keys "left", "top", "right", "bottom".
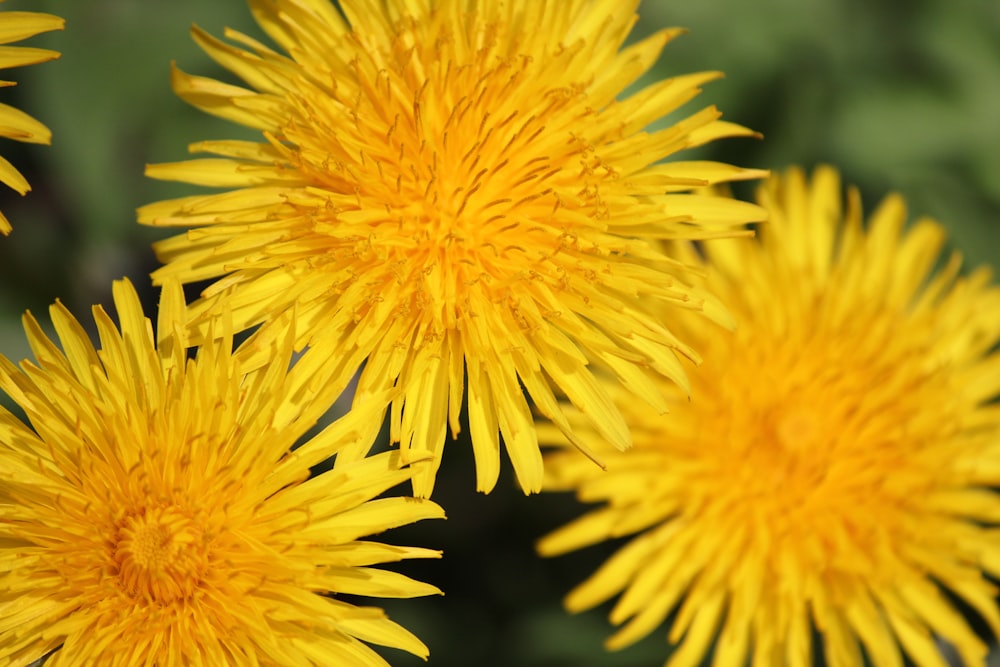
{"left": 0, "top": 45, "right": 58, "bottom": 70}
{"left": 0, "top": 12, "right": 64, "bottom": 45}
{"left": 312, "top": 497, "right": 446, "bottom": 544}
{"left": 0, "top": 101, "right": 50, "bottom": 144}
{"left": 686, "top": 117, "right": 762, "bottom": 148}
{"left": 191, "top": 24, "right": 286, "bottom": 95}
{"left": 401, "top": 341, "right": 450, "bottom": 498}
{"left": 145, "top": 158, "right": 306, "bottom": 188}
{"left": 169, "top": 64, "right": 276, "bottom": 131}
{"left": 466, "top": 357, "right": 502, "bottom": 493}
{"left": 337, "top": 615, "right": 431, "bottom": 660}
{"left": 0, "top": 152, "right": 28, "bottom": 198}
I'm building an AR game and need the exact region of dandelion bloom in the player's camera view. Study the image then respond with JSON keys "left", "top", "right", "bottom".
{"left": 0, "top": 279, "right": 444, "bottom": 666}
{"left": 139, "top": 0, "right": 766, "bottom": 496}
{"left": 539, "top": 167, "right": 1000, "bottom": 667}
{"left": 0, "top": 6, "right": 63, "bottom": 234}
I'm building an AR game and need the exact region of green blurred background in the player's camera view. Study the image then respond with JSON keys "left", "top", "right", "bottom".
{"left": 4, "top": 1, "right": 999, "bottom": 665}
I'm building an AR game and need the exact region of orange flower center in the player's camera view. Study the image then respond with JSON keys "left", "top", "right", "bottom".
{"left": 114, "top": 505, "right": 208, "bottom": 604}
{"left": 732, "top": 403, "right": 832, "bottom": 503}
{"left": 774, "top": 405, "right": 822, "bottom": 453}
{"left": 685, "top": 312, "right": 949, "bottom": 577}
{"left": 285, "top": 18, "right": 602, "bottom": 333}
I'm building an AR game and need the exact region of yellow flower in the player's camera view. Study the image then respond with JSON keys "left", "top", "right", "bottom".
{"left": 138, "top": 0, "right": 766, "bottom": 497}
{"left": 539, "top": 166, "right": 1000, "bottom": 667}
{"left": 0, "top": 5, "right": 63, "bottom": 234}
{"left": 0, "top": 279, "right": 444, "bottom": 666}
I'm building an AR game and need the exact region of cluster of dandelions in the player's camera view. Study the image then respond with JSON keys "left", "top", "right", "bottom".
{"left": 2, "top": 1, "right": 1000, "bottom": 666}
{"left": 3, "top": 0, "right": 761, "bottom": 663}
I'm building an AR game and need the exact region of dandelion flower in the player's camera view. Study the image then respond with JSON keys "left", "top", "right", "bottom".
{"left": 0, "top": 5, "right": 63, "bottom": 234}
{"left": 0, "top": 279, "right": 444, "bottom": 666}
{"left": 139, "top": 0, "right": 766, "bottom": 497}
{"left": 539, "top": 166, "right": 1000, "bottom": 667}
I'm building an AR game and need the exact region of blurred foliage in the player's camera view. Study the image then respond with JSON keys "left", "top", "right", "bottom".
{"left": 3, "top": 1, "right": 999, "bottom": 666}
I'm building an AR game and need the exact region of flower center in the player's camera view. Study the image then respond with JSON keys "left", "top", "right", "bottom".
{"left": 287, "top": 18, "right": 592, "bottom": 333}
{"left": 114, "top": 505, "right": 207, "bottom": 604}
{"left": 774, "top": 405, "right": 822, "bottom": 453}
{"left": 747, "top": 403, "right": 833, "bottom": 502}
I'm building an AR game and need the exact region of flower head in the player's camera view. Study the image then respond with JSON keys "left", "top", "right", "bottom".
{"left": 539, "top": 166, "right": 1000, "bottom": 667}
{"left": 139, "top": 0, "right": 766, "bottom": 497}
{"left": 0, "top": 6, "right": 63, "bottom": 234}
{"left": 0, "top": 279, "right": 444, "bottom": 666}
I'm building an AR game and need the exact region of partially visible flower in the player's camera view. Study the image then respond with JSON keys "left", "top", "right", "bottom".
{"left": 539, "top": 167, "right": 1000, "bottom": 667}
{"left": 0, "top": 5, "right": 63, "bottom": 234}
{"left": 139, "top": 0, "right": 766, "bottom": 497}
{"left": 0, "top": 279, "right": 444, "bottom": 666}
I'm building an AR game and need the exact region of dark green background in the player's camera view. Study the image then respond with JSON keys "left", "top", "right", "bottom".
{"left": 5, "top": 1, "right": 999, "bottom": 665}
